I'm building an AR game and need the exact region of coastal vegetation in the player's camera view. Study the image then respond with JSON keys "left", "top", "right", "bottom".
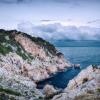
{"left": 0, "top": 87, "right": 21, "bottom": 96}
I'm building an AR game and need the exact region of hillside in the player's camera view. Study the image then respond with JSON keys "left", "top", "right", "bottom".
{"left": 0, "top": 29, "right": 70, "bottom": 99}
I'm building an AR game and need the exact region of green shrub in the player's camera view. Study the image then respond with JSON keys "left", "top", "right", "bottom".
{"left": 38, "top": 96, "right": 44, "bottom": 100}
{"left": 97, "top": 88, "right": 100, "bottom": 93}
{"left": 92, "top": 64, "right": 98, "bottom": 69}
{"left": 0, "top": 87, "right": 21, "bottom": 96}
{"left": 0, "top": 44, "right": 12, "bottom": 55}
{"left": 82, "top": 78, "right": 88, "bottom": 84}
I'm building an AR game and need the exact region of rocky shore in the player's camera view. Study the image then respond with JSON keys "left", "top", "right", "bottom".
{"left": 52, "top": 65, "right": 100, "bottom": 100}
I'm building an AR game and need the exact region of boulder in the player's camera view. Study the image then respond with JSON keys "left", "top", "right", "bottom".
{"left": 43, "top": 84, "right": 57, "bottom": 97}
{"left": 46, "top": 66, "right": 58, "bottom": 74}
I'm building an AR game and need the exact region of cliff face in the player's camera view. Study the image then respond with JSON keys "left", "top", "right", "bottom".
{"left": 52, "top": 65, "right": 100, "bottom": 100}
{"left": 0, "top": 29, "right": 70, "bottom": 99}
{"left": 0, "top": 29, "right": 70, "bottom": 81}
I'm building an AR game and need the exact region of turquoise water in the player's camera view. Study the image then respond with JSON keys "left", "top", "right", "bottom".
{"left": 37, "top": 43, "right": 100, "bottom": 89}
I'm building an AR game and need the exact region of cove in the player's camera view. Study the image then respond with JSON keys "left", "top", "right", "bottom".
{"left": 37, "top": 46, "right": 100, "bottom": 89}
{"left": 37, "top": 68, "right": 80, "bottom": 89}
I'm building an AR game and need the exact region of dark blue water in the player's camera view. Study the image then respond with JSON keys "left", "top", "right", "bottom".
{"left": 37, "top": 41, "right": 100, "bottom": 89}
{"left": 37, "top": 68, "right": 80, "bottom": 89}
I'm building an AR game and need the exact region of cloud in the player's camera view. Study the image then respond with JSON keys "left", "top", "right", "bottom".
{"left": 0, "top": 0, "right": 62, "bottom": 4}
{"left": 0, "top": 0, "right": 70, "bottom": 4}
{"left": 0, "top": 0, "right": 81, "bottom": 8}
{"left": 0, "top": 0, "right": 31, "bottom": 4}
{"left": 0, "top": 0, "right": 17, "bottom": 4}
{"left": 40, "top": 20, "right": 55, "bottom": 22}
{"left": 17, "top": 22, "right": 100, "bottom": 40}
{"left": 1, "top": 0, "right": 99, "bottom": 11}
{"left": 87, "top": 19, "right": 100, "bottom": 28}
{"left": 0, "top": 0, "right": 100, "bottom": 4}
{"left": 87, "top": 19, "right": 100, "bottom": 24}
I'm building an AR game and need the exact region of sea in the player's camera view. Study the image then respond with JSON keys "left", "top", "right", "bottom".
{"left": 37, "top": 40, "right": 100, "bottom": 89}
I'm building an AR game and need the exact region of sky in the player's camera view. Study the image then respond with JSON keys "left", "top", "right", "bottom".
{"left": 0, "top": 0, "right": 100, "bottom": 40}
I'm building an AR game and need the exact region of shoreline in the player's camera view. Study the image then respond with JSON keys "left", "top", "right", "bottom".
{"left": 36, "top": 66, "right": 81, "bottom": 89}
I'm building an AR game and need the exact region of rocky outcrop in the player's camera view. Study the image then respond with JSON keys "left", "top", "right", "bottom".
{"left": 43, "top": 84, "right": 57, "bottom": 97}
{"left": 0, "top": 29, "right": 71, "bottom": 81}
{"left": 43, "top": 84, "right": 62, "bottom": 100}
{"left": 15, "top": 34, "right": 47, "bottom": 59}
{"left": 0, "top": 66, "right": 43, "bottom": 99}
{"left": 66, "top": 65, "right": 99, "bottom": 90}
{"left": 52, "top": 65, "right": 100, "bottom": 100}
{"left": 0, "top": 29, "right": 71, "bottom": 99}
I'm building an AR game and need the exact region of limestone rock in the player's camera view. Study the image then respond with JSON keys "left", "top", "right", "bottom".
{"left": 0, "top": 29, "right": 71, "bottom": 99}
{"left": 52, "top": 65, "right": 100, "bottom": 100}
{"left": 66, "top": 65, "right": 100, "bottom": 90}
{"left": 43, "top": 84, "right": 57, "bottom": 97}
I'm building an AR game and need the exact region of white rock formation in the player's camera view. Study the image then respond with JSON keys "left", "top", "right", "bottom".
{"left": 0, "top": 29, "right": 71, "bottom": 99}
{"left": 43, "top": 84, "right": 57, "bottom": 97}
{"left": 52, "top": 65, "right": 100, "bottom": 100}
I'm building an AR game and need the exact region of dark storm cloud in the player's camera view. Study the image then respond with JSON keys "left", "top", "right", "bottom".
{"left": 0, "top": 0, "right": 17, "bottom": 3}
{"left": 0, "top": 0, "right": 30, "bottom": 4}
{"left": 0, "top": 0, "right": 68, "bottom": 3}
{"left": 1, "top": 0, "right": 100, "bottom": 11}
{"left": 0, "top": 0, "right": 78, "bottom": 5}
{"left": 0, "top": 0, "right": 90, "bottom": 4}
{"left": 0, "top": 0, "right": 80, "bottom": 10}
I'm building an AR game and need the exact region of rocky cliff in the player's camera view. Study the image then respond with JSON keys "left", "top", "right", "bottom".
{"left": 0, "top": 29, "right": 70, "bottom": 99}
{"left": 1, "top": 29, "right": 99, "bottom": 100}
{"left": 52, "top": 65, "right": 100, "bottom": 100}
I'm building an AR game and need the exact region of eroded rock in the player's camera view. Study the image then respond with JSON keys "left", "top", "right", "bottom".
{"left": 43, "top": 84, "right": 57, "bottom": 97}
{"left": 52, "top": 65, "right": 100, "bottom": 100}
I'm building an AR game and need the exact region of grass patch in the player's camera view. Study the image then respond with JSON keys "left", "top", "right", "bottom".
{"left": 0, "top": 87, "right": 21, "bottom": 96}
{"left": 16, "top": 50, "right": 28, "bottom": 60}
{"left": 0, "top": 44, "right": 12, "bottom": 55}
